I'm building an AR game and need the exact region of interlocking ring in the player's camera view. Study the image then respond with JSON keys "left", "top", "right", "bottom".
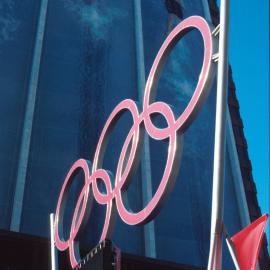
{"left": 54, "top": 16, "right": 215, "bottom": 268}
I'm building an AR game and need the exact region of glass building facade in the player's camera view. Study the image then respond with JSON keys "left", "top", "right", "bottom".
{"left": 0, "top": 0, "right": 258, "bottom": 269}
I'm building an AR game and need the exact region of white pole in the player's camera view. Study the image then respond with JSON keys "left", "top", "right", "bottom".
{"left": 50, "top": 213, "right": 58, "bottom": 270}
{"left": 207, "top": 0, "right": 230, "bottom": 269}
{"left": 225, "top": 238, "right": 240, "bottom": 270}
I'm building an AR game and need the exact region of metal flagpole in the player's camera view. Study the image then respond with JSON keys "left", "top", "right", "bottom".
{"left": 207, "top": 0, "right": 230, "bottom": 269}
{"left": 50, "top": 213, "right": 58, "bottom": 270}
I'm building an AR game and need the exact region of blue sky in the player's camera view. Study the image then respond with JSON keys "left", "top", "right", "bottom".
{"left": 217, "top": 0, "right": 269, "bottom": 243}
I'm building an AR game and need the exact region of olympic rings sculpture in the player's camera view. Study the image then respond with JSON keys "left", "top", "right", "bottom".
{"left": 54, "top": 16, "right": 216, "bottom": 268}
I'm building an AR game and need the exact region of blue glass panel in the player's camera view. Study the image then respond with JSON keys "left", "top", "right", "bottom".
{"left": 0, "top": 0, "right": 40, "bottom": 229}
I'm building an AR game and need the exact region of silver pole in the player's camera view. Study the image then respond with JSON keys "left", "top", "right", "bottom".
{"left": 133, "top": 0, "right": 156, "bottom": 258}
{"left": 207, "top": 0, "right": 230, "bottom": 269}
{"left": 50, "top": 213, "right": 58, "bottom": 270}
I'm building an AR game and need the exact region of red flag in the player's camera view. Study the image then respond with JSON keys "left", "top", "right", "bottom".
{"left": 230, "top": 214, "right": 268, "bottom": 270}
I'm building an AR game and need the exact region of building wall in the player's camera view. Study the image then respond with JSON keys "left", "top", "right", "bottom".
{"left": 0, "top": 0, "right": 253, "bottom": 269}
{"left": 0, "top": 0, "right": 41, "bottom": 229}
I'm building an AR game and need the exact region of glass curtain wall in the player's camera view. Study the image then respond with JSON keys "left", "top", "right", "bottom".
{"left": 0, "top": 0, "right": 245, "bottom": 268}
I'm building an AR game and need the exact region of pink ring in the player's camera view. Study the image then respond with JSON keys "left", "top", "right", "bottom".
{"left": 143, "top": 16, "right": 214, "bottom": 132}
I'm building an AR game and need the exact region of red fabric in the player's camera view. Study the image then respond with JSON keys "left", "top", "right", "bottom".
{"left": 231, "top": 214, "right": 268, "bottom": 270}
